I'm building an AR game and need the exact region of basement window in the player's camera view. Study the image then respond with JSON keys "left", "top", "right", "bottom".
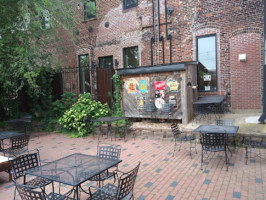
{"left": 123, "top": 46, "right": 139, "bottom": 68}
{"left": 84, "top": 0, "right": 96, "bottom": 20}
{"left": 123, "top": 0, "right": 138, "bottom": 9}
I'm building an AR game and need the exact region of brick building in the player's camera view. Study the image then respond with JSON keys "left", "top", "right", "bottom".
{"left": 62, "top": 0, "right": 264, "bottom": 112}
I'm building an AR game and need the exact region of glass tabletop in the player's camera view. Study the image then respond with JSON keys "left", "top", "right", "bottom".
{"left": 25, "top": 153, "right": 122, "bottom": 186}
{"left": 0, "top": 131, "right": 25, "bottom": 140}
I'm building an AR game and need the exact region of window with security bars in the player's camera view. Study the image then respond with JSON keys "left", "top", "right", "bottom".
{"left": 123, "top": 0, "right": 138, "bottom": 9}
{"left": 84, "top": 0, "right": 96, "bottom": 20}
{"left": 123, "top": 46, "right": 139, "bottom": 68}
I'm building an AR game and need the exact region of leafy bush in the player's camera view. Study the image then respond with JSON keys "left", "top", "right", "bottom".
{"left": 52, "top": 92, "right": 77, "bottom": 118}
{"left": 58, "top": 93, "right": 110, "bottom": 137}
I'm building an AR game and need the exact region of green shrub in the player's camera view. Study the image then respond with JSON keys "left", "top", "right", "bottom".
{"left": 52, "top": 92, "right": 77, "bottom": 118}
{"left": 58, "top": 93, "right": 110, "bottom": 137}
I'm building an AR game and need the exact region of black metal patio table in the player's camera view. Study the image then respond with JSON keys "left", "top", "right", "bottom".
{"left": 193, "top": 95, "right": 226, "bottom": 123}
{"left": 92, "top": 117, "right": 125, "bottom": 140}
{"left": 193, "top": 125, "right": 239, "bottom": 136}
{"left": 25, "top": 153, "right": 122, "bottom": 200}
{"left": 0, "top": 131, "right": 24, "bottom": 140}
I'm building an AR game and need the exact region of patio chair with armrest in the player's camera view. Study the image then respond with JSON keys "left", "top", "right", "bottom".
{"left": 200, "top": 132, "right": 229, "bottom": 171}
{"left": 14, "top": 179, "right": 75, "bottom": 200}
{"left": 88, "top": 142, "right": 121, "bottom": 187}
{"left": 86, "top": 162, "right": 140, "bottom": 200}
{"left": 171, "top": 123, "right": 197, "bottom": 159}
{"left": 3, "top": 135, "right": 30, "bottom": 157}
{"left": 11, "top": 149, "right": 54, "bottom": 200}
{"left": 244, "top": 135, "right": 266, "bottom": 165}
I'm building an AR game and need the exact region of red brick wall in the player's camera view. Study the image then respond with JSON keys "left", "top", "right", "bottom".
{"left": 62, "top": 0, "right": 264, "bottom": 109}
{"left": 230, "top": 33, "right": 262, "bottom": 109}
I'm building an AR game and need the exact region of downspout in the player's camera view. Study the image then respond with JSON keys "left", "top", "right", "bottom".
{"left": 161, "top": 37, "right": 165, "bottom": 64}
{"left": 152, "top": 0, "right": 157, "bottom": 64}
{"left": 258, "top": 0, "right": 266, "bottom": 123}
{"left": 151, "top": 38, "right": 154, "bottom": 65}
{"left": 157, "top": 0, "right": 160, "bottom": 64}
{"left": 165, "top": 0, "right": 172, "bottom": 64}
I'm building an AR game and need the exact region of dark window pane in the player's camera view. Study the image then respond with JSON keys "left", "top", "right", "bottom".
{"left": 124, "top": 0, "right": 138, "bottom": 9}
{"left": 99, "top": 56, "right": 113, "bottom": 69}
{"left": 79, "top": 54, "right": 91, "bottom": 93}
{"left": 84, "top": 0, "right": 96, "bottom": 19}
{"left": 123, "top": 46, "right": 139, "bottom": 68}
{"left": 197, "top": 35, "right": 217, "bottom": 92}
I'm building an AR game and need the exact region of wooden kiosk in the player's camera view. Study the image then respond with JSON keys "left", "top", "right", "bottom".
{"left": 117, "top": 62, "right": 200, "bottom": 124}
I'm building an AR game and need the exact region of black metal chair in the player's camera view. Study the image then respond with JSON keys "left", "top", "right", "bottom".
{"left": 171, "top": 123, "right": 197, "bottom": 159}
{"left": 3, "top": 135, "right": 30, "bottom": 157}
{"left": 14, "top": 179, "right": 75, "bottom": 200}
{"left": 216, "top": 119, "right": 234, "bottom": 126}
{"left": 244, "top": 135, "right": 266, "bottom": 165}
{"left": 87, "top": 162, "right": 140, "bottom": 200}
{"left": 89, "top": 142, "right": 121, "bottom": 187}
{"left": 11, "top": 149, "right": 54, "bottom": 200}
{"left": 200, "top": 132, "right": 229, "bottom": 171}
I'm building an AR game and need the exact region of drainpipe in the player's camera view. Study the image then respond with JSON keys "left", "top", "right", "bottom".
{"left": 152, "top": 0, "right": 157, "bottom": 64}
{"left": 151, "top": 38, "right": 154, "bottom": 65}
{"left": 157, "top": 0, "right": 160, "bottom": 64}
{"left": 165, "top": 0, "right": 172, "bottom": 64}
{"left": 258, "top": 0, "right": 266, "bottom": 123}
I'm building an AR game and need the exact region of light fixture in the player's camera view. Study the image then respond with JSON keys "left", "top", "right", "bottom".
{"left": 167, "top": 7, "right": 174, "bottom": 15}
{"left": 115, "top": 59, "right": 119, "bottom": 67}
{"left": 77, "top": 3, "right": 80, "bottom": 10}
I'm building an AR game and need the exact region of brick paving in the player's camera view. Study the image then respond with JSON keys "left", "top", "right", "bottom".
{"left": 0, "top": 132, "right": 265, "bottom": 200}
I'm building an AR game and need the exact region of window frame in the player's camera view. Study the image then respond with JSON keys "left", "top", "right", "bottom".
{"left": 84, "top": 0, "right": 96, "bottom": 20}
{"left": 98, "top": 56, "right": 113, "bottom": 69}
{"left": 78, "top": 54, "right": 91, "bottom": 94}
{"left": 123, "top": 46, "right": 139, "bottom": 68}
{"left": 123, "top": 0, "right": 138, "bottom": 10}
{"left": 196, "top": 34, "right": 217, "bottom": 92}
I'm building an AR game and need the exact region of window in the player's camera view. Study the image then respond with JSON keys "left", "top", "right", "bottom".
{"left": 197, "top": 35, "right": 217, "bottom": 92}
{"left": 99, "top": 56, "right": 113, "bottom": 68}
{"left": 123, "top": 46, "right": 139, "bottom": 68}
{"left": 84, "top": 0, "right": 96, "bottom": 20}
{"left": 78, "top": 54, "right": 91, "bottom": 93}
{"left": 123, "top": 0, "right": 138, "bottom": 9}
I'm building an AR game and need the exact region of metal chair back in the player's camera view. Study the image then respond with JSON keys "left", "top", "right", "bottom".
{"left": 97, "top": 143, "right": 121, "bottom": 160}
{"left": 216, "top": 119, "right": 234, "bottom": 126}
{"left": 10, "top": 135, "right": 30, "bottom": 150}
{"left": 11, "top": 151, "right": 40, "bottom": 179}
{"left": 14, "top": 180, "right": 45, "bottom": 200}
{"left": 116, "top": 162, "right": 140, "bottom": 200}
{"left": 200, "top": 132, "right": 227, "bottom": 151}
{"left": 171, "top": 123, "right": 181, "bottom": 137}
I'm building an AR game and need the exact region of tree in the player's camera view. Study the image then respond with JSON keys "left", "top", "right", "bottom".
{"left": 0, "top": 0, "right": 94, "bottom": 119}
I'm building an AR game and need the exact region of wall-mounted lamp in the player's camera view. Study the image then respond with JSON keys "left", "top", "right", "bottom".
{"left": 76, "top": 30, "right": 79, "bottom": 35}
{"left": 88, "top": 26, "right": 93, "bottom": 32}
{"left": 77, "top": 3, "right": 80, "bottom": 10}
{"left": 115, "top": 59, "right": 119, "bottom": 67}
{"left": 104, "top": 22, "right": 109, "bottom": 28}
{"left": 167, "top": 7, "right": 174, "bottom": 15}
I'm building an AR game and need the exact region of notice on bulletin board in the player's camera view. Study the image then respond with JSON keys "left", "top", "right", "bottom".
{"left": 167, "top": 79, "right": 179, "bottom": 91}
{"left": 127, "top": 81, "right": 137, "bottom": 93}
{"left": 139, "top": 80, "right": 148, "bottom": 94}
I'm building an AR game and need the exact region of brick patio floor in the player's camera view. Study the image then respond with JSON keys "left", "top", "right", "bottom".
{"left": 0, "top": 132, "right": 265, "bottom": 200}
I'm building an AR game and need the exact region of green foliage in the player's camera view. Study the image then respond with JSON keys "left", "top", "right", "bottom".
{"left": 52, "top": 92, "right": 77, "bottom": 118}
{"left": 0, "top": 0, "right": 95, "bottom": 119}
{"left": 112, "top": 72, "right": 123, "bottom": 117}
{"left": 58, "top": 93, "right": 110, "bottom": 137}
